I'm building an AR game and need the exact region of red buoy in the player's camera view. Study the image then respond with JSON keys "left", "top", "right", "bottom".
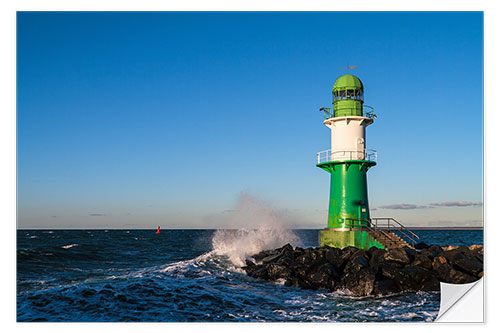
{"left": 156, "top": 226, "right": 160, "bottom": 234}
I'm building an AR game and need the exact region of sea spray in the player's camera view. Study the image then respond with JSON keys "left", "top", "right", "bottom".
{"left": 211, "top": 193, "right": 300, "bottom": 266}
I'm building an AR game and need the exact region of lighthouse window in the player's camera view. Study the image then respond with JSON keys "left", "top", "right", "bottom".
{"left": 338, "top": 90, "right": 346, "bottom": 100}
{"left": 347, "top": 89, "right": 355, "bottom": 99}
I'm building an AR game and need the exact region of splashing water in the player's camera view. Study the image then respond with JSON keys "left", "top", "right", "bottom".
{"left": 211, "top": 193, "right": 301, "bottom": 266}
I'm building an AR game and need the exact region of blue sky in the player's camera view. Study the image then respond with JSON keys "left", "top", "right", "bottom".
{"left": 17, "top": 12, "right": 483, "bottom": 228}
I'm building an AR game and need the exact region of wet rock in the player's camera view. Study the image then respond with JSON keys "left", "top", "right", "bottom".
{"left": 412, "top": 253, "right": 433, "bottom": 270}
{"left": 243, "top": 243, "right": 484, "bottom": 295}
{"left": 384, "top": 248, "right": 410, "bottom": 266}
{"left": 442, "top": 246, "right": 473, "bottom": 261}
{"left": 433, "top": 261, "right": 477, "bottom": 284}
{"left": 368, "top": 247, "right": 386, "bottom": 267}
{"left": 414, "top": 242, "right": 430, "bottom": 250}
{"left": 469, "top": 244, "right": 484, "bottom": 255}
{"left": 432, "top": 255, "right": 448, "bottom": 270}
{"left": 343, "top": 251, "right": 368, "bottom": 276}
{"left": 379, "top": 264, "right": 399, "bottom": 280}
{"left": 420, "top": 276, "right": 441, "bottom": 291}
{"left": 340, "top": 246, "right": 359, "bottom": 261}
{"left": 262, "top": 253, "right": 285, "bottom": 264}
{"left": 403, "top": 246, "right": 419, "bottom": 262}
{"left": 278, "top": 243, "right": 294, "bottom": 254}
{"left": 345, "top": 268, "right": 375, "bottom": 296}
{"left": 244, "top": 264, "right": 268, "bottom": 279}
{"left": 373, "top": 279, "right": 398, "bottom": 295}
{"left": 427, "top": 244, "right": 444, "bottom": 257}
{"left": 275, "top": 252, "right": 296, "bottom": 266}
{"left": 244, "top": 259, "right": 256, "bottom": 267}
{"left": 306, "top": 265, "right": 334, "bottom": 289}
{"left": 252, "top": 249, "right": 278, "bottom": 262}
{"left": 475, "top": 253, "right": 484, "bottom": 264}
{"left": 453, "top": 255, "right": 483, "bottom": 277}
{"left": 325, "top": 247, "right": 345, "bottom": 270}
{"left": 266, "top": 263, "right": 292, "bottom": 280}
{"left": 393, "top": 266, "right": 437, "bottom": 292}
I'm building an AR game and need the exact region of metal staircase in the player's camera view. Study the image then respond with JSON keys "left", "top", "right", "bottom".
{"left": 343, "top": 217, "right": 419, "bottom": 249}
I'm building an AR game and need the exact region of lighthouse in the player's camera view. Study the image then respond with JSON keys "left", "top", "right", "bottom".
{"left": 317, "top": 72, "right": 385, "bottom": 250}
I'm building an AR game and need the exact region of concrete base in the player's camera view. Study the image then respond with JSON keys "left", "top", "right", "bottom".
{"left": 319, "top": 229, "right": 386, "bottom": 250}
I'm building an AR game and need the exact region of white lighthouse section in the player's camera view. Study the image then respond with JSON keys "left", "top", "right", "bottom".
{"left": 323, "top": 116, "right": 374, "bottom": 162}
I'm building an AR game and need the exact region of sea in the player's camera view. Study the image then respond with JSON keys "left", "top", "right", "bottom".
{"left": 17, "top": 228, "right": 483, "bottom": 322}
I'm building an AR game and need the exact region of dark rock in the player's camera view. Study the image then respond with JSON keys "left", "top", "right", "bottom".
{"left": 421, "top": 248, "right": 438, "bottom": 260}
{"left": 325, "top": 247, "right": 345, "bottom": 270}
{"left": 284, "top": 277, "right": 300, "bottom": 288}
{"left": 373, "top": 279, "right": 398, "bottom": 295}
{"left": 412, "top": 253, "right": 433, "bottom": 270}
{"left": 343, "top": 251, "right": 368, "bottom": 275}
{"left": 384, "top": 248, "right": 410, "bottom": 266}
{"left": 340, "top": 246, "right": 360, "bottom": 261}
{"left": 275, "top": 252, "right": 296, "bottom": 266}
{"left": 259, "top": 244, "right": 295, "bottom": 264}
{"left": 421, "top": 276, "right": 440, "bottom": 291}
{"left": 306, "top": 268, "right": 331, "bottom": 289}
{"left": 475, "top": 253, "right": 484, "bottom": 264}
{"left": 415, "top": 242, "right": 430, "bottom": 250}
{"left": 345, "top": 268, "right": 375, "bottom": 296}
{"left": 295, "top": 252, "right": 315, "bottom": 267}
{"left": 403, "top": 246, "right": 419, "bottom": 262}
{"left": 243, "top": 243, "right": 484, "bottom": 295}
{"left": 427, "top": 244, "right": 444, "bottom": 257}
{"left": 252, "top": 249, "right": 278, "bottom": 262}
{"left": 262, "top": 253, "right": 285, "bottom": 264}
{"left": 368, "top": 247, "right": 387, "bottom": 267}
{"left": 293, "top": 247, "right": 305, "bottom": 256}
{"left": 393, "top": 266, "right": 436, "bottom": 292}
{"left": 244, "top": 259, "right": 256, "bottom": 267}
{"left": 278, "top": 243, "right": 294, "bottom": 254}
{"left": 246, "top": 264, "right": 268, "bottom": 279}
{"left": 379, "top": 264, "right": 399, "bottom": 280}
{"left": 433, "top": 260, "right": 477, "bottom": 284}
{"left": 469, "top": 244, "right": 483, "bottom": 255}
{"left": 266, "top": 263, "right": 292, "bottom": 280}
{"left": 453, "top": 256, "right": 483, "bottom": 277}
{"left": 442, "top": 246, "right": 473, "bottom": 261}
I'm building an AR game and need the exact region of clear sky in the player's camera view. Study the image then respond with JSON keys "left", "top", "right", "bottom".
{"left": 17, "top": 11, "right": 483, "bottom": 229}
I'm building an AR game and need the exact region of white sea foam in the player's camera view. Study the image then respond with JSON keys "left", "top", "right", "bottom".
{"left": 211, "top": 193, "right": 300, "bottom": 266}
{"left": 62, "top": 244, "right": 78, "bottom": 249}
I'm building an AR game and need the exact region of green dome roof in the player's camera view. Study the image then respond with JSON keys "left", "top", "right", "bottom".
{"left": 332, "top": 74, "right": 364, "bottom": 92}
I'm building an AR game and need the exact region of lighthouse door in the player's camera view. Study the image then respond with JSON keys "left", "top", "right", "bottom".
{"left": 356, "top": 137, "right": 365, "bottom": 160}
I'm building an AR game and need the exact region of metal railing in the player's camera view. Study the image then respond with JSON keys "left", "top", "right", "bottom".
{"left": 320, "top": 105, "right": 376, "bottom": 120}
{"left": 341, "top": 217, "right": 420, "bottom": 248}
{"left": 371, "top": 217, "right": 420, "bottom": 247}
{"left": 317, "top": 149, "right": 377, "bottom": 164}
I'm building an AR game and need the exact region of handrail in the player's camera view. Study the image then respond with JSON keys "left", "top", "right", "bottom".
{"left": 320, "top": 105, "right": 376, "bottom": 120}
{"left": 317, "top": 149, "right": 377, "bottom": 164}
{"left": 371, "top": 217, "right": 420, "bottom": 247}
{"left": 343, "top": 218, "right": 400, "bottom": 247}
{"left": 341, "top": 217, "right": 419, "bottom": 248}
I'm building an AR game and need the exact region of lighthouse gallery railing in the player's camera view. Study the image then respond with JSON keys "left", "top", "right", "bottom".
{"left": 316, "top": 149, "right": 377, "bottom": 164}
{"left": 343, "top": 217, "right": 420, "bottom": 248}
{"left": 320, "top": 105, "right": 376, "bottom": 120}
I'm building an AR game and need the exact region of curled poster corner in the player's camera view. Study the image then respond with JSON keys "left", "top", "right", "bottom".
{"left": 436, "top": 278, "right": 484, "bottom": 322}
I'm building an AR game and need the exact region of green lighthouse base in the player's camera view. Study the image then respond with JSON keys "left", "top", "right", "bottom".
{"left": 319, "top": 229, "right": 386, "bottom": 250}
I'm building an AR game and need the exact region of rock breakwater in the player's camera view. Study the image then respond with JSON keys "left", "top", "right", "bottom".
{"left": 242, "top": 243, "right": 483, "bottom": 296}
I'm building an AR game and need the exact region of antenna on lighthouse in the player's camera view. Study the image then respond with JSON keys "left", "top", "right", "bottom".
{"left": 338, "top": 64, "right": 358, "bottom": 74}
